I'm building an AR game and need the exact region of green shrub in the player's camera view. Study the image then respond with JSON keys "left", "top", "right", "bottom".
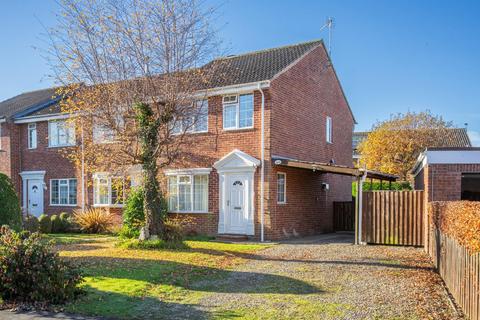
{"left": 0, "top": 173, "right": 22, "bottom": 231}
{"left": 162, "top": 218, "right": 186, "bottom": 243}
{"left": 0, "top": 228, "right": 83, "bottom": 304}
{"left": 118, "top": 238, "right": 188, "bottom": 250}
{"left": 51, "top": 215, "right": 63, "bottom": 233}
{"left": 23, "top": 215, "right": 39, "bottom": 233}
{"left": 39, "top": 214, "right": 52, "bottom": 233}
{"left": 73, "top": 208, "right": 113, "bottom": 233}
{"left": 122, "top": 187, "right": 145, "bottom": 238}
{"left": 352, "top": 181, "right": 411, "bottom": 196}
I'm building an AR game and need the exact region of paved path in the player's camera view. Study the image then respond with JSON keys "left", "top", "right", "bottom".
{"left": 0, "top": 311, "right": 103, "bottom": 320}
{"left": 0, "top": 233, "right": 463, "bottom": 319}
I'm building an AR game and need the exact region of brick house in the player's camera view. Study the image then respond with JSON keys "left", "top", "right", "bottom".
{"left": 412, "top": 147, "right": 480, "bottom": 202}
{"left": 0, "top": 40, "right": 356, "bottom": 240}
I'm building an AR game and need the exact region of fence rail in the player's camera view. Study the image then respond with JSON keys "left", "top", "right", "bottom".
{"left": 333, "top": 200, "right": 355, "bottom": 232}
{"left": 361, "top": 191, "right": 424, "bottom": 246}
{"left": 425, "top": 216, "right": 480, "bottom": 320}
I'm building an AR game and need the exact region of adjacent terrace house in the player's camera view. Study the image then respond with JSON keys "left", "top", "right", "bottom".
{"left": 0, "top": 40, "right": 356, "bottom": 240}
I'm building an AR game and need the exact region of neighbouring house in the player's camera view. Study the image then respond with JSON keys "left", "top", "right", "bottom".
{"left": 352, "top": 128, "right": 472, "bottom": 167}
{"left": 412, "top": 147, "right": 480, "bottom": 201}
{"left": 0, "top": 39, "right": 356, "bottom": 240}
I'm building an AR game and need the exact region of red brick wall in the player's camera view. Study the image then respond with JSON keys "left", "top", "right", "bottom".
{"left": 419, "top": 164, "right": 480, "bottom": 202}
{"left": 266, "top": 42, "right": 354, "bottom": 239}
{"left": 18, "top": 121, "right": 82, "bottom": 215}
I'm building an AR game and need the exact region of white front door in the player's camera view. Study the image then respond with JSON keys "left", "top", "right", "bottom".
{"left": 27, "top": 179, "right": 44, "bottom": 217}
{"left": 225, "top": 174, "right": 249, "bottom": 234}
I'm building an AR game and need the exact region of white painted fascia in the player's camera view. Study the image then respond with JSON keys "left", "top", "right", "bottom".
{"left": 164, "top": 168, "right": 212, "bottom": 176}
{"left": 19, "top": 171, "right": 46, "bottom": 180}
{"left": 14, "top": 113, "right": 72, "bottom": 124}
{"left": 202, "top": 81, "right": 270, "bottom": 97}
{"left": 412, "top": 149, "right": 480, "bottom": 176}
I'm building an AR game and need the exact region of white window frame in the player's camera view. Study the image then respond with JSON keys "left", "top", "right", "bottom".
{"left": 172, "top": 100, "right": 209, "bottom": 135}
{"left": 48, "top": 120, "right": 76, "bottom": 147}
{"left": 28, "top": 123, "right": 37, "bottom": 149}
{"left": 167, "top": 173, "right": 209, "bottom": 213}
{"left": 326, "top": 116, "right": 333, "bottom": 144}
{"left": 93, "top": 173, "right": 125, "bottom": 207}
{"left": 277, "top": 172, "right": 287, "bottom": 204}
{"left": 222, "top": 93, "right": 254, "bottom": 131}
{"left": 50, "top": 178, "right": 77, "bottom": 206}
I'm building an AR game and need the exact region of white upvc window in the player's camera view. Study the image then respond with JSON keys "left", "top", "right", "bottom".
{"left": 172, "top": 100, "right": 209, "bottom": 134}
{"left": 50, "top": 178, "right": 77, "bottom": 206}
{"left": 223, "top": 94, "right": 254, "bottom": 130}
{"left": 326, "top": 116, "right": 333, "bottom": 143}
{"left": 277, "top": 172, "right": 286, "bottom": 204}
{"left": 28, "top": 123, "right": 37, "bottom": 149}
{"left": 48, "top": 120, "right": 75, "bottom": 147}
{"left": 93, "top": 174, "right": 125, "bottom": 206}
{"left": 93, "top": 123, "right": 115, "bottom": 144}
{"left": 168, "top": 174, "right": 208, "bottom": 213}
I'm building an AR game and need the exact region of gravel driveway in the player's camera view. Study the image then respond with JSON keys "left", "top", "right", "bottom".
{"left": 197, "top": 233, "right": 463, "bottom": 320}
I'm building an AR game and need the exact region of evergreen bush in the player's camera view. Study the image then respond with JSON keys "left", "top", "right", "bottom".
{"left": 0, "top": 173, "right": 22, "bottom": 231}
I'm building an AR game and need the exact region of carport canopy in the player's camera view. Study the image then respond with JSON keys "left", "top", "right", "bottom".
{"left": 271, "top": 156, "right": 398, "bottom": 245}
{"left": 271, "top": 156, "right": 398, "bottom": 181}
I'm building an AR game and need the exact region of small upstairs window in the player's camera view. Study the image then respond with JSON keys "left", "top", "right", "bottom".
{"left": 326, "top": 116, "right": 332, "bottom": 143}
{"left": 28, "top": 123, "right": 37, "bottom": 149}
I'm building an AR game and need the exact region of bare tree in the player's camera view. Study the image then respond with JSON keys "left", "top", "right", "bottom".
{"left": 46, "top": 0, "right": 222, "bottom": 238}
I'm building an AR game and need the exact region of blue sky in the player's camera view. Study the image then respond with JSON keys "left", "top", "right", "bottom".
{"left": 1, "top": 0, "right": 479, "bottom": 145}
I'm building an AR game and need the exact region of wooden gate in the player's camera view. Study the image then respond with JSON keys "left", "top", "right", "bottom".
{"left": 333, "top": 199, "right": 355, "bottom": 232}
{"left": 362, "top": 191, "right": 424, "bottom": 246}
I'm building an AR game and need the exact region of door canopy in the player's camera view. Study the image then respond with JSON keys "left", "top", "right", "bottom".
{"left": 213, "top": 149, "right": 261, "bottom": 173}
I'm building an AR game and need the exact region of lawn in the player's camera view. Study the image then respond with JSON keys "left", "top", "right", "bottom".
{"left": 51, "top": 234, "right": 270, "bottom": 319}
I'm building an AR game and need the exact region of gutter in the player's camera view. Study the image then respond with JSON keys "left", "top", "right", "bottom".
{"left": 258, "top": 81, "right": 270, "bottom": 242}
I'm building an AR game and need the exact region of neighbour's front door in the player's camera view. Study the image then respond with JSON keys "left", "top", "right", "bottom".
{"left": 27, "top": 180, "right": 44, "bottom": 217}
{"left": 225, "top": 174, "right": 248, "bottom": 234}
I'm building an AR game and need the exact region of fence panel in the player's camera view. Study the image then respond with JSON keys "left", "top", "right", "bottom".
{"left": 425, "top": 224, "right": 480, "bottom": 320}
{"left": 333, "top": 200, "right": 355, "bottom": 232}
{"left": 362, "top": 191, "right": 424, "bottom": 246}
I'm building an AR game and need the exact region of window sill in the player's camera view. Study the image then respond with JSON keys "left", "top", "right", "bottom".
{"left": 277, "top": 202, "right": 287, "bottom": 205}
{"left": 169, "top": 211, "right": 211, "bottom": 214}
{"left": 47, "top": 145, "right": 76, "bottom": 149}
{"left": 222, "top": 127, "right": 254, "bottom": 132}
{"left": 93, "top": 204, "right": 125, "bottom": 208}
{"left": 49, "top": 204, "right": 78, "bottom": 207}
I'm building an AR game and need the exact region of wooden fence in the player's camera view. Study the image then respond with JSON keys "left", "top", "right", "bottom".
{"left": 361, "top": 191, "right": 424, "bottom": 246}
{"left": 426, "top": 211, "right": 480, "bottom": 320}
{"left": 333, "top": 199, "right": 355, "bottom": 232}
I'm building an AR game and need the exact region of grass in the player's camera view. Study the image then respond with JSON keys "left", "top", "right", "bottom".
{"left": 52, "top": 234, "right": 270, "bottom": 319}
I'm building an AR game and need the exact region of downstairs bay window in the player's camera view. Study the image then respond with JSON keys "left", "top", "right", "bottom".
{"left": 93, "top": 174, "right": 125, "bottom": 206}
{"left": 167, "top": 172, "right": 209, "bottom": 213}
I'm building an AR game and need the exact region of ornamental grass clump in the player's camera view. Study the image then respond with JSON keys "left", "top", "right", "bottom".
{"left": 430, "top": 201, "right": 480, "bottom": 254}
{"left": 0, "top": 227, "right": 83, "bottom": 305}
{"left": 73, "top": 208, "right": 114, "bottom": 233}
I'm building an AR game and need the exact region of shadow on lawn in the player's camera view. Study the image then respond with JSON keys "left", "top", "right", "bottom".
{"left": 66, "top": 256, "right": 321, "bottom": 295}
{"left": 70, "top": 287, "right": 211, "bottom": 320}
{"left": 185, "top": 247, "right": 433, "bottom": 271}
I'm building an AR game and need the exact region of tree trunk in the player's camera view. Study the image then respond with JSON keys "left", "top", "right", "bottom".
{"left": 135, "top": 102, "right": 165, "bottom": 239}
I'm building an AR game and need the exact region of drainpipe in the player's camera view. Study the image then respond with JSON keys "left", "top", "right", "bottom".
{"left": 258, "top": 82, "right": 267, "bottom": 242}
{"left": 81, "top": 120, "right": 85, "bottom": 211}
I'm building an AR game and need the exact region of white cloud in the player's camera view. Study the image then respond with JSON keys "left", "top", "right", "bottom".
{"left": 468, "top": 131, "right": 480, "bottom": 147}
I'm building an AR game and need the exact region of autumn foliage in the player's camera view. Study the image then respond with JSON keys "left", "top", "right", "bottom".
{"left": 358, "top": 111, "right": 452, "bottom": 180}
{"left": 429, "top": 201, "right": 480, "bottom": 254}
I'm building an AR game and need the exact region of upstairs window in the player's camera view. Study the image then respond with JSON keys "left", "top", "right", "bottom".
{"left": 49, "top": 120, "right": 75, "bottom": 147}
{"left": 326, "top": 116, "right": 332, "bottom": 143}
{"left": 93, "top": 123, "right": 115, "bottom": 144}
{"left": 28, "top": 123, "right": 37, "bottom": 149}
{"left": 223, "top": 94, "right": 254, "bottom": 130}
{"left": 172, "top": 100, "right": 209, "bottom": 134}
